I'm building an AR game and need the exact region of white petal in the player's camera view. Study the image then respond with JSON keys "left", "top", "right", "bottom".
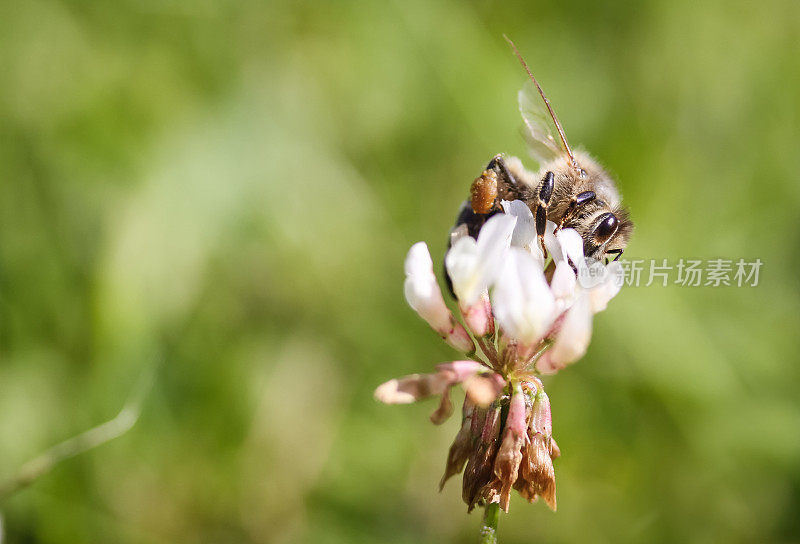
{"left": 445, "top": 214, "right": 516, "bottom": 306}
{"left": 588, "top": 261, "right": 623, "bottom": 313}
{"left": 501, "top": 199, "right": 536, "bottom": 251}
{"left": 576, "top": 259, "right": 609, "bottom": 289}
{"left": 555, "top": 228, "right": 585, "bottom": 266}
{"left": 546, "top": 292, "right": 592, "bottom": 366}
{"left": 492, "top": 247, "right": 556, "bottom": 344}
{"left": 550, "top": 260, "right": 577, "bottom": 301}
{"left": 405, "top": 241, "right": 434, "bottom": 277}
{"left": 374, "top": 378, "right": 418, "bottom": 404}
{"left": 444, "top": 236, "right": 479, "bottom": 304}
{"left": 475, "top": 213, "right": 517, "bottom": 261}
{"left": 543, "top": 220, "right": 561, "bottom": 260}
{"left": 404, "top": 242, "right": 451, "bottom": 331}
{"left": 435, "top": 360, "right": 485, "bottom": 381}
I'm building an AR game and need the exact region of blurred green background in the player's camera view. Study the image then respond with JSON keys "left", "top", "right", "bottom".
{"left": 1, "top": 0, "right": 799, "bottom": 542}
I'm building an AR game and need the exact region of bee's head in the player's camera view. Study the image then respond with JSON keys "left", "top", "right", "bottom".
{"left": 583, "top": 208, "right": 633, "bottom": 262}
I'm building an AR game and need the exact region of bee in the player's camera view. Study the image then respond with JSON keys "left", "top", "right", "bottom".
{"left": 450, "top": 37, "right": 633, "bottom": 265}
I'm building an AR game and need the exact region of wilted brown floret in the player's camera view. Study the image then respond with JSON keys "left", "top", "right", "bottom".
{"left": 461, "top": 403, "right": 501, "bottom": 511}
{"left": 550, "top": 437, "right": 561, "bottom": 458}
{"left": 375, "top": 361, "right": 503, "bottom": 426}
{"left": 490, "top": 384, "right": 527, "bottom": 512}
{"left": 514, "top": 383, "right": 557, "bottom": 510}
{"left": 438, "top": 379, "right": 559, "bottom": 513}
{"left": 516, "top": 434, "right": 557, "bottom": 510}
{"left": 374, "top": 373, "right": 449, "bottom": 404}
{"left": 439, "top": 400, "right": 476, "bottom": 490}
{"left": 430, "top": 387, "right": 454, "bottom": 424}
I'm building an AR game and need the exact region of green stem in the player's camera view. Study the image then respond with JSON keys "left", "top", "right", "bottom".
{"left": 0, "top": 366, "right": 154, "bottom": 504}
{"left": 479, "top": 502, "right": 500, "bottom": 544}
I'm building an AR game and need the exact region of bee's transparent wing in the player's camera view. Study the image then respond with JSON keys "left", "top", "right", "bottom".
{"left": 518, "top": 80, "right": 567, "bottom": 166}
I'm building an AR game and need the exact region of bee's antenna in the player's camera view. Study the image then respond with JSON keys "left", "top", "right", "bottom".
{"left": 504, "top": 35, "right": 576, "bottom": 167}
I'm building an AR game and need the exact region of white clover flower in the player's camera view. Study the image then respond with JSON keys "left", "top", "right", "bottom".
{"left": 377, "top": 196, "right": 626, "bottom": 515}
{"left": 445, "top": 213, "right": 516, "bottom": 308}
{"left": 404, "top": 242, "right": 474, "bottom": 353}
{"left": 492, "top": 246, "right": 555, "bottom": 345}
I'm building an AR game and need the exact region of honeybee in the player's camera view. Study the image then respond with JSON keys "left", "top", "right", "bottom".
{"left": 451, "top": 38, "right": 632, "bottom": 265}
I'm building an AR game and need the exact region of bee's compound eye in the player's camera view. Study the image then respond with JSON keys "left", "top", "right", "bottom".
{"left": 592, "top": 212, "right": 618, "bottom": 244}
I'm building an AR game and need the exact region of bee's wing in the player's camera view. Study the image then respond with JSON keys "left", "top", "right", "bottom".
{"left": 518, "top": 81, "right": 567, "bottom": 165}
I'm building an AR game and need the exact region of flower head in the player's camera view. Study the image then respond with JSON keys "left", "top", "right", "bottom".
{"left": 376, "top": 166, "right": 625, "bottom": 514}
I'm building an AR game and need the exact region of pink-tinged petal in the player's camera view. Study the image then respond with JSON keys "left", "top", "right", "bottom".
{"left": 506, "top": 383, "right": 528, "bottom": 437}
{"left": 461, "top": 292, "right": 493, "bottom": 336}
{"left": 536, "top": 355, "right": 559, "bottom": 376}
{"left": 435, "top": 360, "right": 485, "bottom": 382}
{"left": 444, "top": 323, "right": 476, "bottom": 354}
{"left": 537, "top": 293, "right": 593, "bottom": 374}
{"left": 435, "top": 361, "right": 504, "bottom": 407}
{"left": 373, "top": 373, "right": 449, "bottom": 404}
{"left": 492, "top": 248, "right": 555, "bottom": 345}
{"left": 376, "top": 362, "right": 491, "bottom": 424}
{"left": 373, "top": 378, "right": 417, "bottom": 404}
{"left": 463, "top": 372, "right": 505, "bottom": 407}
{"left": 493, "top": 383, "right": 526, "bottom": 512}
{"left": 529, "top": 386, "right": 553, "bottom": 438}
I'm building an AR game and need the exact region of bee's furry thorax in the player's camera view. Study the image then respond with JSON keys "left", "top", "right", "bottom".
{"left": 504, "top": 152, "right": 633, "bottom": 260}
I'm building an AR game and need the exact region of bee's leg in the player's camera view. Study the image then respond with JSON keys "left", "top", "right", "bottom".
{"left": 606, "top": 248, "right": 624, "bottom": 262}
{"left": 534, "top": 171, "right": 555, "bottom": 258}
{"left": 490, "top": 154, "right": 538, "bottom": 206}
{"left": 555, "top": 191, "right": 596, "bottom": 232}
{"left": 471, "top": 154, "right": 521, "bottom": 214}
{"left": 487, "top": 154, "right": 519, "bottom": 186}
